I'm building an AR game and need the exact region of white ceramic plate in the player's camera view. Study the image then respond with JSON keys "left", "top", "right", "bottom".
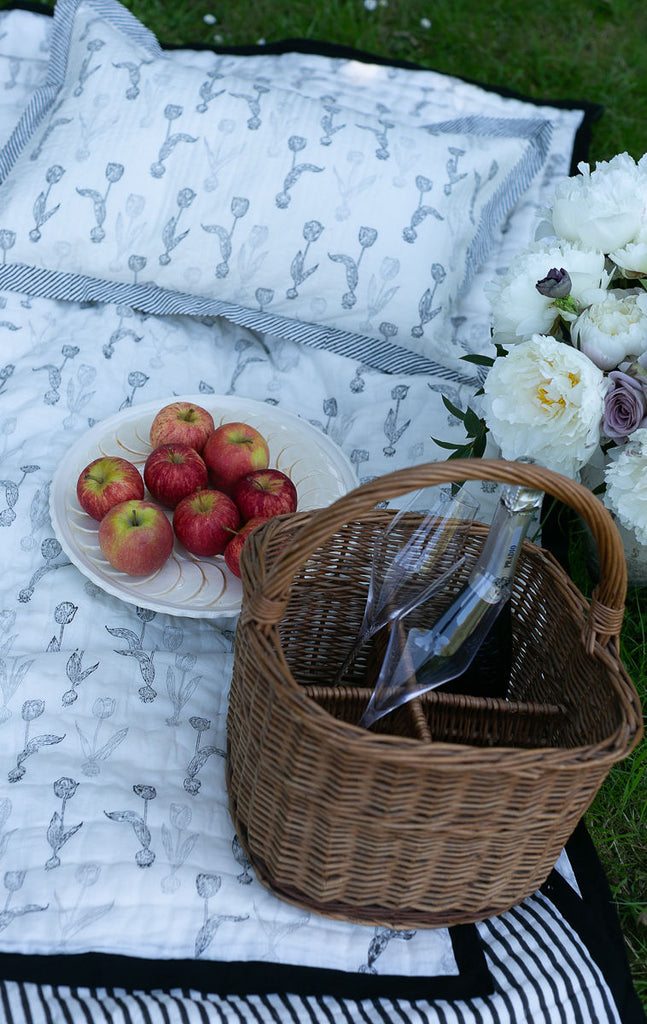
{"left": 50, "top": 395, "right": 357, "bottom": 618}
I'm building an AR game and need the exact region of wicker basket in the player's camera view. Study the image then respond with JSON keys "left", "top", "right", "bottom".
{"left": 226, "top": 459, "right": 643, "bottom": 929}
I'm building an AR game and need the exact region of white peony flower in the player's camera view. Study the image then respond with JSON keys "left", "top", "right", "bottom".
{"left": 488, "top": 240, "right": 608, "bottom": 346}
{"left": 609, "top": 229, "right": 647, "bottom": 276}
{"left": 571, "top": 289, "right": 647, "bottom": 371}
{"left": 604, "top": 427, "right": 647, "bottom": 544}
{"left": 481, "top": 334, "right": 608, "bottom": 477}
{"left": 549, "top": 153, "right": 647, "bottom": 253}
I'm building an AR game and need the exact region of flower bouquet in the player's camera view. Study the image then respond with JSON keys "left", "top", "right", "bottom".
{"left": 455, "top": 153, "right": 647, "bottom": 562}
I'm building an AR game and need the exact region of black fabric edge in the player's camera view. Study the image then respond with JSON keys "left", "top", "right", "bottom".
{"left": 0, "top": 923, "right": 492, "bottom": 1001}
{"left": 3, "top": 1, "right": 602, "bottom": 178}
{"left": 541, "top": 821, "right": 646, "bottom": 1024}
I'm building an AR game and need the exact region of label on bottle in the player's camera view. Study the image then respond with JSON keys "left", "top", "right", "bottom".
{"left": 467, "top": 570, "right": 504, "bottom": 605}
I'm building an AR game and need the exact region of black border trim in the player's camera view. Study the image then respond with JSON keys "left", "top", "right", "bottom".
{"left": 0, "top": 924, "right": 492, "bottom": 1001}
{"left": 540, "top": 821, "right": 646, "bottom": 1024}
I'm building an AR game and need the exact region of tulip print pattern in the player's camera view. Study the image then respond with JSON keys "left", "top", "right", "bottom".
{"left": 411, "top": 263, "right": 447, "bottom": 339}
{"left": 275, "top": 136, "right": 324, "bottom": 209}
{"left": 228, "top": 83, "right": 269, "bottom": 130}
{"left": 183, "top": 716, "right": 225, "bottom": 795}
{"left": 150, "top": 105, "right": 198, "bottom": 179}
{"left": 328, "top": 226, "right": 378, "bottom": 309}
{"left": 0, "top": 870, "right": 47, "bottom": 930}
{"left": 7, "top": 700, "right": 65, "bottom": 784}
{"left": 29, "top": 165, "right": 65, "bottom": 243}
{"left": 287, "top": 220, "right": 324, "bottom": 299}
{"left": 319, "top": 96, "right": 346, "bottom": 146}
{"left": 402, "top": 176, "right": 443, "bottom": 244}
{"left": 202, "top": 196, "right": 249, "bottom": 278}
{"left": 356, "top": 104, "right": 394, "bottom": 161}
{"left": 196, "top": 69, "right": 225, "bottom": 114}
{"left": 76, "top": 162, "right": 124, "bottom": 243}
{"left": 159, "top": 188, "right": 196, "bottom": 266}
{"left": 194, "top": 871, "right": 248, "bottom": 958}
{"left": 104, "top": 784, "right": 157, "bottom": 868}
{"left": 17, "top": 537, "right": 71, "bottom": 603}
{"left": 77, "top": 698, "right": 128, "bottom": 778}
{"left": 45, "top": 777, "right": 82, "bottom": 870}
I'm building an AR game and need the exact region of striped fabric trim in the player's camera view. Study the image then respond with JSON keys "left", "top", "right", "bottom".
{"left": 419, "top": 116, "right": 554, "bottom": 293}
{"left": 0, "top": 263, "right": 481, "bottom": 384}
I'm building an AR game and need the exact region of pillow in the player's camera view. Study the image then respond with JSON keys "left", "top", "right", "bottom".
{"left": 0, "top": 0, "right": 552, "bottom": 377}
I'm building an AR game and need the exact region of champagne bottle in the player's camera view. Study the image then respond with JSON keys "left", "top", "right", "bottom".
{"left": 358, "top": 481, "right": 543, "bottom": 728}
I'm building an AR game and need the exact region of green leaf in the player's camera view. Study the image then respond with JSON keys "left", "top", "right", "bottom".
{"left": 441, "top": 395, "right": 466, "bottom": 421}
{"left": 463, "top": 406, "right": 484, "bottom": 436}
{"left": 430, "top": 436, "right": 464, "bottom": 451}
{"left": 460, "top": 353, "right": 494, "bottom": 366}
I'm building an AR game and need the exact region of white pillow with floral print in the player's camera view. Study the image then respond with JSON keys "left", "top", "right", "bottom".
{"left": 0, "top": 0, "right": 552, "bottom": 377}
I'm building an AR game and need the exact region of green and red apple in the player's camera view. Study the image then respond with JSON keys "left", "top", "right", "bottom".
{"left": 149, "top": 400, "right": 214, "bottom": 453}
{"left": 173, "top": 488, "right": 240, "bottom": 557}
{"left": 144, "top": 442, "right": 208, "bottom": 508}
{"left": 98, "top": 499, "right": 174, "bottom": 575}
{"left": 223, "top": 517, "right": 267, "bottom": 578}
{"left": 232, "top": 468, "right": 297, "bottom": 521}
{"left": 76, "top": 455, "right": 144, "bottom": 521}
{"left": 202, "top": 421, "right": 270, "bottom": 494}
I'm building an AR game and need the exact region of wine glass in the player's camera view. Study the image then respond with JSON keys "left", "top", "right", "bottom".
{"left": 333, "top": 486, "right": 480, "bottom": 685}
{"left": 356, "top": 582, "right": 512, "bottom": 729}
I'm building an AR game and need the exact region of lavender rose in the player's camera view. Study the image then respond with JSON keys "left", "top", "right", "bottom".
{"left": 602, "top": 370, "right": 647, "bottom": 442}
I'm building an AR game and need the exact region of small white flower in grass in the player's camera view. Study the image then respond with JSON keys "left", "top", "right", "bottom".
{"left": 571, "top": 289, "right": 647, "bottom": 371}
{"left": 481, "top": 334, "right": 608, "bottom": 478}
{"left": 420, "top": 17, "right": 432, "bottom": 28}
{"left": 549, "top": 152, "right": 647, "bottom": 253}
{"left": 487, "top": 240, "right": 608, "bottom": 347}
{"left": 604, "top": 428, "right": 647, "bottom": 544}
{"left": 364, "top": 0, "right": 378, "bottom": 9}
{"left": 203, "top": 13, "right": 217, "bottom": 25}
{"left": 257, "top": 38, "right": 266, "bottom": 45}
{"left": 213, "top": 33, "right": 224, "bottom": 43}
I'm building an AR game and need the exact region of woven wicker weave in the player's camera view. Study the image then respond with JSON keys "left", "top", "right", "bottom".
{"left": 226, "top": 459, "right": 643, "bottom": 928}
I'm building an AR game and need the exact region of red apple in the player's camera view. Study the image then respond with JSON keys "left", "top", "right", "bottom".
{"left": 231, "top": 468, "right": 298, "bottom": 522}
{"left": 173, "top": 489, "right": 240, "bottom": 557}
{"left": 223, "top": 517, "right": 267, "bottom": 578}
{"left": 202, "top": 421, "right": 270, "bottom": 494}
{"left": 98, "top": 499, "right": 174, "bottom": 576}
{"left": 144, "top": 443, "right": 209, "bottom": 508}
{"left": 76, "top": 455, "right": 144, "bottom": 521}
{"left": 149, "top": 401, "right": 215, "bottom": 453}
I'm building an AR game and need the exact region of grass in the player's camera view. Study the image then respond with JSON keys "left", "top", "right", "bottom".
{"left": 33, "top": 0, "right": 647, "bottom": 1009}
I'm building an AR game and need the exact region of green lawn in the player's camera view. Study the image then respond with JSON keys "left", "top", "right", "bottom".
{"left": 37, "top": 0, "right": 647, "bottom": 1008}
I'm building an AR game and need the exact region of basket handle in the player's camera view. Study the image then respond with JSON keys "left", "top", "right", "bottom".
{"left": 242, "top": 459, "right": 627, "bottom": 649}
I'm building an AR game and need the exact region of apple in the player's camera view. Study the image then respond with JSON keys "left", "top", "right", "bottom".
{"left": 144, "top": 443, "right": 209, "bottom": 508}
{"left": 173, "top": 488, "right": 240, "bottom": 557}
{"left": 149, "top": 400, "right": 215, "bottom": 453}
{"left": 202, "top": 421, "right": 270, "bottom": 494}
{"left": 76, "top": 455, "right": 144, "bottom": 521}
{"left": 224, "top": 517, "right": 267, "bottom": 578}
{"left": 231, "top": 468, "right": 298, "bottom": 522}
{"left": 98, "top": 499, "right": 174, "bottom": 576}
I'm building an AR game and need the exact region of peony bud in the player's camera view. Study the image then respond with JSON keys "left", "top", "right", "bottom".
{"left": 535, "top": 267, "right": 572, "bottom": 299}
